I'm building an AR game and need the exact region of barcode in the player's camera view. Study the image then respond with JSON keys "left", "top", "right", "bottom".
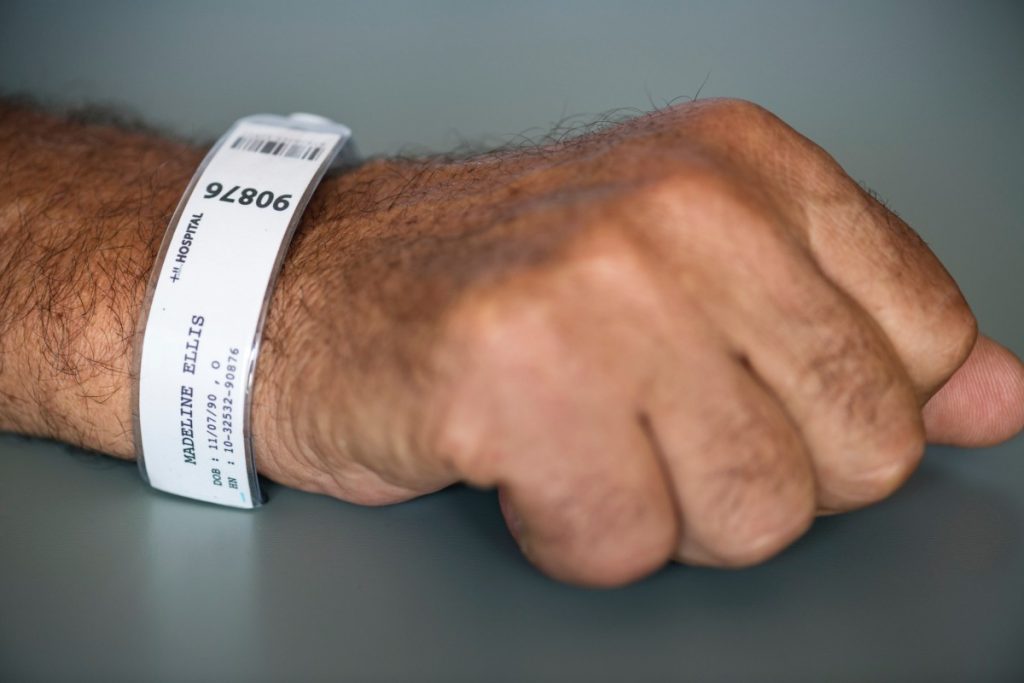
{"left": 230, "top": 134, "right": 324, "bottom": 161}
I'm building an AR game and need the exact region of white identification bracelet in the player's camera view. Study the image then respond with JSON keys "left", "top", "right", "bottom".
{"left": 133, "top": 113, "right": 357, "bottom": 508}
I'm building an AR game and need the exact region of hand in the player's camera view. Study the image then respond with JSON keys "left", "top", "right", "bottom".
{"left": 2, "top": 98, "right": 1022, "bottom": 587}
{"left": 254, "top": 99, "right": 1024, "bottom": 585}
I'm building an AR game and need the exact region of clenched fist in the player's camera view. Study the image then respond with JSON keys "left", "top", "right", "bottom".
{"left": 2, "top": 98, "right": 1022, "bottom": 586}
{"left": 251, "top": 99, "right": 1024, "bottom": 584}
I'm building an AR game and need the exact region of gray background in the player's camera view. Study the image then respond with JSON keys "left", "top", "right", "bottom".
{"left": 1, "top": 1, "right": 1022, "bottom": 681}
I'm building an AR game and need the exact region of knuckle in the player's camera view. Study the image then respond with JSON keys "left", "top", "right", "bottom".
{"left": 625, "top": 167, "right": 774, "bottom": 244}
{"left": 681, "top": 97, "right": 781, "bottom": 133}
{"left": 861, "top": 207, "right": 978, "bottom": 390}
{"left": 827, "top": 412, "right": 926, "bottom": 505}
{"left": 861, "top": 415, "right": 926, "bottom": 494}
{"left": 526, "top": 477, "right": 676, "bottom": 588}
{"left": 688, "top": 413, "right": 815, "bottom": 567}
{"left": 928, "top": 288, "right": 978, "bottom": 381}
{"left": 796, "top": 318, "right": 928, "bottom": 505}
{"left": 633, "top": 165, "right": 738, "bottom": 211}
{"left": 561, "top": 224, "right": 653, "bottom": 296}
{"left": 700, "top": 494, "right": 814, "bottom": 568}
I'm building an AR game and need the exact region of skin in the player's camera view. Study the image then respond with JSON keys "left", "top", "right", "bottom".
{"left": 1, "top": 98, "right": 1022, "bottom": 587}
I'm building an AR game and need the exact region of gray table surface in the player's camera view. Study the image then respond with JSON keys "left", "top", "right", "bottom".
{"left": 1, "top": 2, "right": 1022, "bottom": 681}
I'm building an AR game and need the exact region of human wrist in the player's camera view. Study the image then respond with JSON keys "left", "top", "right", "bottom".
{"left": 246, "top": 160, "right": 420, "bottom": 497}
{"left": 0, "top": 102, "right": 370, "bottom": 476}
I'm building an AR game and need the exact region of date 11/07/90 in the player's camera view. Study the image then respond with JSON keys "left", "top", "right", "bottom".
{"left": 203, "top": 181, "right": 292, "bottom": 211}
{"left": 205, "top": 348, "right": 241, "bottom": 493}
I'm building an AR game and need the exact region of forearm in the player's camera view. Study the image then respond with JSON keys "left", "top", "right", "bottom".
{"left": 0, "top": 102, "right": 201, "bottom": 454}
{"left": 0, "top": 104, "right": 323, "bottom": 463}
{"left": 0, "top": 99, "right": 455, "bottom": 502}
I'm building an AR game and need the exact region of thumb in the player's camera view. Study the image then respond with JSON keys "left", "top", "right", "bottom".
{"left": 922, "top": 334, "right": 1024, "bottom": 447}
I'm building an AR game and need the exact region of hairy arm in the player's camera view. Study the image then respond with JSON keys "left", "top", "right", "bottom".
{"left": 0, "top": 101, "right": 427, "bottom": 494}
{"left": 0, "top": 100, "right": 459, "bottom": 502}
{"left": 2, "top": 98, "right": 1023, "bottom": 586}
{"left": 0, "top": 102, "right": 202, "bottom": 452}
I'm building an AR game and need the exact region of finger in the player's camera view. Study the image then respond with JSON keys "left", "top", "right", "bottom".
{"left": 439, "top": 302, "right": 678, "bottom": 587}
{"left": 802, "top": 181, "right": 978, "bottom": 400}
{"left": 702, "top": 239, "right": 926, "bottom": 512}
{"left": 923, "top": 335, "right": 1024, "bottom": 446}
{"left": 488, "top": 409, "right": 677, "bottom": 587}
{"left": 672, "top": 102, "right": 976, "bottom": 400}
{"left": 645, "top": 346, "right": 815, "bottom": 567}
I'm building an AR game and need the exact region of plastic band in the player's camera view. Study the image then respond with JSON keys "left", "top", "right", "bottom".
{"left": 133, "top": 113, "right": 357, "bottom": 508}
